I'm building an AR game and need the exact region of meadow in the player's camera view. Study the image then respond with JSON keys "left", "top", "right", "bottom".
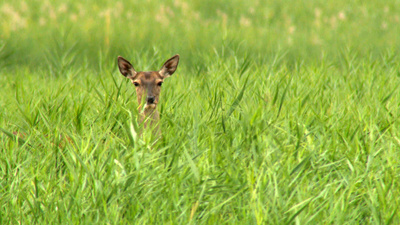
{"left": 1, "top": 0, "right": 400, "bottom": 224}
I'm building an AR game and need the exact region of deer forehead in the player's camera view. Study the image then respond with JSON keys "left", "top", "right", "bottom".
{"left": 134, "top": 72, "right": 163, "bottom": 84}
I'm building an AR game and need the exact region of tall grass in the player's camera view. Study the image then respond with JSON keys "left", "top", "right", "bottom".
{"left": 1, "top": 0, "right": 400, "bottom": 224}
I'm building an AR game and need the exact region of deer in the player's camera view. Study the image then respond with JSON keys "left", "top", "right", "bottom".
{"left": 117, "top": 54, "right": 180, "bottom": 137}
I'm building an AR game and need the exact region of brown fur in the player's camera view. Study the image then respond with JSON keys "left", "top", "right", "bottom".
{"left": 117, "top": 55, "right": 180, "bottom": 136}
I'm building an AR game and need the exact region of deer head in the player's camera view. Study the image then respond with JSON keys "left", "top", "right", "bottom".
{"left": 117, "top": 54, "right": 179, "bottom": 116}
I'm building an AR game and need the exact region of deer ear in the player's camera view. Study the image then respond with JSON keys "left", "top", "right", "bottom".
{"left": 118, "top": 56, "right": 137, "bottom": 78}
{"left": 159, "top": 54, "right": 179, "bottom": 78}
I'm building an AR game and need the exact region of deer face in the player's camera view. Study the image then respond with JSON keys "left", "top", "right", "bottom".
{"left": 118, "top": 55, "right": 179, "bottom": 109}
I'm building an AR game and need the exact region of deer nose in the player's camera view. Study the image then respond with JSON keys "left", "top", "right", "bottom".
{"left": 147, "top": 96, "right": 155, "bottom": 104}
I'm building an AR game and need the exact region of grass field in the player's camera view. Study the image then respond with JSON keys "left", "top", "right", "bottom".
{"left": 1, "top": 0, "right": 400, "bottom": 224}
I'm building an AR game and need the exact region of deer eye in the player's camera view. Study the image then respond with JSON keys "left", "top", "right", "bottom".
{"left": 133, "top": 82, "right": 139, "bottom": 87}
{"left": 157, "top": 82, "right": 163, "bottom": 86}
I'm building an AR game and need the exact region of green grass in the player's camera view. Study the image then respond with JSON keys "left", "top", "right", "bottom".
{"left": 1, "top": 0, "right": 400, "bottom": 224}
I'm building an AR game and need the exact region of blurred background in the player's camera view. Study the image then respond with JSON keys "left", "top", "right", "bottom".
{"left": 1, "top": 0, "right": 399, "bottom": 71}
